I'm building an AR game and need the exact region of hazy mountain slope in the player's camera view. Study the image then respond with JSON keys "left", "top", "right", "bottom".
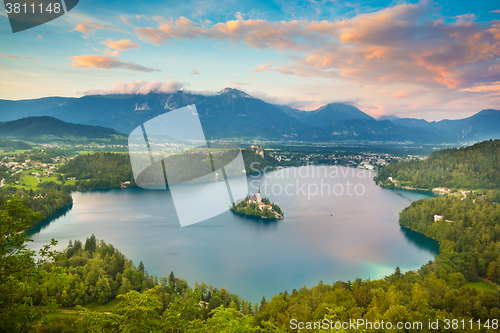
{"left": 0, "top": 97, "right": 74, "bottom": 121}
{"left": 304, "top": 103, "right": 374, "bottom": 127}
{"left": 0, "top": 116, "right": 126, "bottom": 143}
{"left": 274, "top": 105, "right": 311, "bottom": 122}
{"left": 297, "top": 119, "right": 450, "bottom": 143}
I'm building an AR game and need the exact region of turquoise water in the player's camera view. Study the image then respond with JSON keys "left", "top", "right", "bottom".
{"left": 29, "top": 166, "right": 438, "bottom": 303}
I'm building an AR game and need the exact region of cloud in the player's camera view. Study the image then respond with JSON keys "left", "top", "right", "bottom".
{"left": 248, "top": 90, "right": 314, "bottom": 109}
{"left": 120, "top": 16, "right": 131, "bottom": 26}
{"left": 460, "top": 82, "right": 500, "bottom": 93}
{"left": 378, "top": 90, "right": 390, "bottom": 95}
{"left": 84, "top": 80, "right": 185, "bottom": 95}
{"left": 135, "top": 15, "right": 319, "bottom": 48}
{"left": 68, "top": 55, "right": 160, "bottom": 72}
{"left": 162, "top": 74, "right": 174, "bottom": 77}
{"left": 392, "top": 90, "right": 422, "bottom": 98}
{"left": 253, "top": 61, "right": 276, "bottom": 72}
{"left": 103, "top": 49, "right": 120, "bottom": 56}
{"left": 71, "top": 22, "right": 126, "bottom": 35}
{"left": 133, "top": 5, "right": 500, "bottom": 93}
{"left": 1, "top": 54, "right": 42, "bottom": 62}
{"left": 38, "top": 35, "right": 42, "bottom": 39}
{"left": 101, "top": 39, "right": 140, "bottom": 51}
{"left": 490, "top": 10, "right": 500, "bottom": 14}
{"left": 191, "top": 68, "right": 199, "bottom": 75}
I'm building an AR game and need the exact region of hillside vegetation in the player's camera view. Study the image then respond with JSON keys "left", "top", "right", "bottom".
{"left": 377, "top": 139, "right": 500, "bottom": 190}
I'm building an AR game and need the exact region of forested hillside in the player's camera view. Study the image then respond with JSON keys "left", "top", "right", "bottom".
{"left": 57, "top": 152, "right": 135, "bottom": 190}
{"left": 58, "top": 148, "right": 278, "bottom": 190}
{"left": 377, "top": 139, "right": 500, "bottom": 190}
{"left": 400, "top": 196, "right": 500, "bottom": 283}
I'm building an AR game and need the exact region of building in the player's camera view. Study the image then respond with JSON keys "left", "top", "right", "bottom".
{"left": 434, "top": 215, "right": 443, "bottom": 222}
{"left": 248, "top": 188, "right": 262, "bottom": 204}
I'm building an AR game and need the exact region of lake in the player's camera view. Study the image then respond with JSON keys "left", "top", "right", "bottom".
{"left": 29, "top": 165, "right": 438, "bottom": 303}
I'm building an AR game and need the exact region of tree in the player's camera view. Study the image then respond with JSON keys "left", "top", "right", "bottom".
{"left": 76, "top": 287, "right": 163, "bottom": 332}
{"left": 0, "top": 196, "right": 66, "bottom": 332}
{"left": 84, "top": 234, "right": 97, "bottom": 254}
{"left": 469, "top": 257, "right": 479, "bottom": 282}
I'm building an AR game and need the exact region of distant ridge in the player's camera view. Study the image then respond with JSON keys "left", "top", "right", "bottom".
{"left": 0, "top": 116, "right": 126, "bottom": 143}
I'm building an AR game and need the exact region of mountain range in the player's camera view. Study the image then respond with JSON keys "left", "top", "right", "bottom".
{"left": 1, "top": 88, "right": 499, "bottom": 144}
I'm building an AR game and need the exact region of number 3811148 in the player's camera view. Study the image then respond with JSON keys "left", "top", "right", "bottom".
{"left": 5, "top": 2, "right": 61, "bottom": 14}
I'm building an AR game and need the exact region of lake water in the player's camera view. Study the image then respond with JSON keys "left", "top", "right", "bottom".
{"left": 29, "top": 166, "right": 438, "bottom": 303}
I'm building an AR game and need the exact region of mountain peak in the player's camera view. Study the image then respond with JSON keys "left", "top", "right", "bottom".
{"left": 474, "top": 109, "right": 500, "bottom": 117}
{"left": 304, "top": 103, "right": 373, "bottom": 127}
{"left": 377, "top": 115, "right": 400, "bottom": 121}
{"left": 219, "top": 87, "right": 250, "bottom": 98}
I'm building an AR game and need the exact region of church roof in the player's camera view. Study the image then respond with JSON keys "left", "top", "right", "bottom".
{"left": 249, "top": 195, "right": 257, "bottom": 201}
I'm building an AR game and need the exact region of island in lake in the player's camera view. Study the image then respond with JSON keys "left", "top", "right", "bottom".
{"left": 231, "top": 188, "right": 284, "bottom": 219}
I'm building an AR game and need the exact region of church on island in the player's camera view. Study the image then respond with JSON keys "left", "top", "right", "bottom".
{"left": 231, "top": 188, "right": 284, "bottom": 219}
{"left": 247, "top": 188, "right": 273, "bottom": 211}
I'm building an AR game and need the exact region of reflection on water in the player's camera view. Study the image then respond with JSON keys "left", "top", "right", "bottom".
{"left": 28, "top": 166, "right": 439, "bottom": 303}
{"left": 28, "top": 203, "right": 73, "bottom": 235}
{"left": 400, "top": 226, "right": 439, "bottom": 255}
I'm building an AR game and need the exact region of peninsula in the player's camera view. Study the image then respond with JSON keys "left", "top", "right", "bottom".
{"left": 231, "top": 188, "right": 284, "bottom": 219}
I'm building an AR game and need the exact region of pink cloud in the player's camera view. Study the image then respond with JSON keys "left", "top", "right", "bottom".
{"left": 253, "top": 62, "right": 276, "bottom": 72}
{"left": 103, "top": 49, "right": 120, "bottom": 56}
{"left": 68, "top": 55, "right": 160, "bottom": 72}
{"left": 191, "top": 68, "right": 199, "bottom": 75}
{"left": 460, "top": 82, "right": 500, "bottom": 93}
{"left": 71, "top": 22, "right": 126, "bottom": 35}
{"left": 101, "top": 39, "right": 140, "bottom": 51}
{"left": 120, "top": 16, "right": 131, "bottom": 26}
{"left": 1, "top": 54, "right": 41, "bottom": 62}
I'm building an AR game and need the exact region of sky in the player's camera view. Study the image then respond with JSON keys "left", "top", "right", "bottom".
{"left": 1, "top": 0, "right": 500, "bottom": 120}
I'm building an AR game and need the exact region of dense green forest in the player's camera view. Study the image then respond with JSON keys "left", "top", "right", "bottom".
{"left": 0, "top": 185, "right": 72, "bottom": 219}
{"left": 400, "top": 196, "right": 500, "bottom": 283}
{"left": 377, "top": 140, "right": 500, "bottom": 190}
{"left": 57, "top": 153, "right": 135, "bottom": 190}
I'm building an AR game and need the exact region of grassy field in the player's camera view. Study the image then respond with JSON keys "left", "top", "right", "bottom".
{"left": 465, "top": 280, "right": 498, "bottom": 292}
{"left": 19, "top": 175, "right": 40, "bottom": 188}
{"left": 81, "top": 298, "right": 120, "bottom": 312}
{"left": 40, "top": 176, "right": 58, "bottom": 183}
